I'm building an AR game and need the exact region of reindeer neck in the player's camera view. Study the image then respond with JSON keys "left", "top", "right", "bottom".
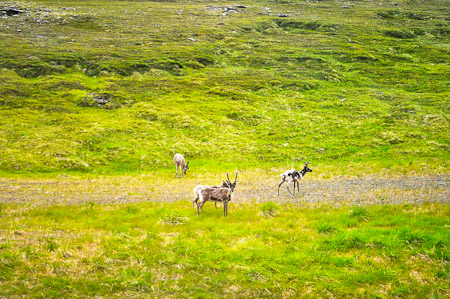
{"left": 301, "top": 168, "right": 308, "bottom": 176}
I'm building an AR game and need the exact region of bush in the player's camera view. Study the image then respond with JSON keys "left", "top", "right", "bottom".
{"left": 259, "top": 202, "right": 280, "bottom": 218}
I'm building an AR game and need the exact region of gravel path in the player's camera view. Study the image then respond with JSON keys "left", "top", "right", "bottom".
{"left": 239, "top": 174, "right": 450, "bottom": 206}
{"left": 1, "top": 174, "right": 448, "bottom": 207}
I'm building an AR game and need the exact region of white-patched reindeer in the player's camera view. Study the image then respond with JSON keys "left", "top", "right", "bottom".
{"left": 194, "top": 172, "right": 238, "bottom": 216}
{"left": 173, "top": 153, "right": 189, "bottom": 178}
{"left": 277, "top": 162, "right": 312, "bottom": 197}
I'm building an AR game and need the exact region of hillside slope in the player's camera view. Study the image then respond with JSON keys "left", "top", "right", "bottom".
{"left": 0, "top": 0, "right": 449, "bottom": 173}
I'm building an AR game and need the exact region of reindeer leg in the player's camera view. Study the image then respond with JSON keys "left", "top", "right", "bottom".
{"left": 297, "top": 180, "right": 300, "bottom": 193}
{"left": 292, "top": 181, "right": 295, "bottom": 195}
{"left": 197, "top": 201, "right": 205, "bottom": 215}
{"left": 277, "top": 180, "right": 285, "bottom": 196}
{"left": 286, "top": 181, "right": 293, "bottom": 197}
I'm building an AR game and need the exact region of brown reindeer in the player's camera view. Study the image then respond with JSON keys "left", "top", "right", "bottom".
{"left": 195, "top": 172, "right": 238, "bottom": 216}
{"left": 173, "top": 153, "right": 189, "bottom": 178}
{"left": 192, "top": 181, "right": 228, "bottom": 209}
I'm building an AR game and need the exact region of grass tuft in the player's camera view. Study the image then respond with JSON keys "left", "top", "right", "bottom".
{"left": 259, "top": 201, "right": 280, "bottom": 218}
{"left": 159, "top": 212, "right": 190, "bottom": 226}
{"left": 316, "top": 222, "right": 338, "bottom": 235}
{"left": 348, "top": 206, "right": 370, "bottom": 221}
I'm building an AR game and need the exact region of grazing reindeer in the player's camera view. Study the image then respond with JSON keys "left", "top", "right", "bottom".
{"left": 277, "top": 162, "right": 312, "bottom": 197}
{"left": 196, "top": 172, "right": 238, "bottom": 216}
{"left": 173, "top": 153, "right": 189, "bottom": 178}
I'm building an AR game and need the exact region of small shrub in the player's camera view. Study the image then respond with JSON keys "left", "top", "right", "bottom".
{"left": 84, "top": 201, "right": 95, "bottom": 209}
{"left": 245, "top": 270, "right": 267, "bottom": 282}
{"left": 317, "top": 222, "right": 337, "bottom": 234}
{"left": 348, "top": 206, "right": 369, "bottom": 221}
{"left": 384, "top": 29, "right": 416, "bottom": 39}
{"left": 45, "top": 238, "right": 59, "bottom": 252}
{"left": 259, "top": 202, "right": 279, "bottom": 218}
{"left": 16, "top": 63, "right": 66, "bottom": 78}
{"left": 398, "top": 229, "right": 426, "bottom": 246}
{"left": 159, "top": 212, "right": 190, "bottom": 225}
{"left": 124, "top": 205, "right": 140, "bottom": 214}
{"left": 324, "top": 233, "right": 365, "bottom": 251}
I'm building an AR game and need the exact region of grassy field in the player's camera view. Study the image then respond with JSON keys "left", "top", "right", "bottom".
{"left": 0, "top": 0, "right": 449, "bottom": 174}
{"left": 0, "top": 201, "right": 449, "bottom": 297}
{"left": 1, "top": 0, "right": 449, "bottom": 297}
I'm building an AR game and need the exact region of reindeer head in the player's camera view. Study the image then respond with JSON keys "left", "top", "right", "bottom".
{"left": 302, "top": 162, "right": 312, "bottom": 174}
{"left": 182, "top": 161, "right": 190, "bottom": 175}
{"left": 222, "top": 172, "right": 238, "bottom": 193}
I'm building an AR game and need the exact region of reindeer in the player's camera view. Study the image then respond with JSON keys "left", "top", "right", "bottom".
{"left": 173, "top": 153, "right": 189, "bottom": 178}
{"left": 195, "top": 172, "right": 238, "bottom": 216}
{"left": 277, "top": 162, "right": 312, "bottom": 197}
{"left": 192, "top": 181, "right": 228, "bottom": 209}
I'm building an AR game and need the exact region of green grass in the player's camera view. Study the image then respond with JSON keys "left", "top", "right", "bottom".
{"left": 1, "top": 1, "right": 449, "bottom": 294}
{"left": 0, "top": 0, "right": 449, "bottom": 174}
{"left": 0, "top": 202, "right": 449, "bottom": 297}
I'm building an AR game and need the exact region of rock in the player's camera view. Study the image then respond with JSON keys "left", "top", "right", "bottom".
{"left": 93, "top": 95, "right": 109, "bottom": 105}
{"left": 2, "top": 8, "right": 24, "bottom": 16}
{"left": 278, "top": 13, "right": 289, "bottom": 17}
{"left": 83, "top": 93, "right": 111, "bottom": 107}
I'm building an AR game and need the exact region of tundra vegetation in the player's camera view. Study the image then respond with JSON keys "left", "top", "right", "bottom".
{"left": 0, "top": 0, "right": 448, "bottom": 174}
{"left": 0, "top": 0, "right": 449, "bottom": 297}
{"left": 0, "top": 202, "right": 449, "bottom": 297}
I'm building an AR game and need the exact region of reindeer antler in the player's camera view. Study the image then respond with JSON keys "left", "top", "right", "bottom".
{"left": 234, "top": 171, "right": 238, "bottom": 183}
{"left": 226, "top": 172, "right": 231, "bottom": 184}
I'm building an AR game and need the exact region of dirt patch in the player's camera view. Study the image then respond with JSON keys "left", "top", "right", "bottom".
{"left": 0, "top": 174, "right": 448, "bottom": 207}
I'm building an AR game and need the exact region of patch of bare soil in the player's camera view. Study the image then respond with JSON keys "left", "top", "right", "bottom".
{"left": 0, "top": 174, "right": 448, "bottom": 207}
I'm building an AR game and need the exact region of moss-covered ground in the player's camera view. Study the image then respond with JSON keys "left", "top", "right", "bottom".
{"left": 0, "top": 0, "right": 448, "bottom": 174}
